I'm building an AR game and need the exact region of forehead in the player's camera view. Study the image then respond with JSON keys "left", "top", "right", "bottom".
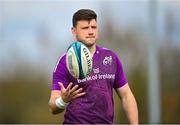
{"left": 76, "top": 19, "right": 97, "bottom": 27}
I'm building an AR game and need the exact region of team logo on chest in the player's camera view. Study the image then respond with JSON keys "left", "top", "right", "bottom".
{"left": 103, "top": 56, "right": 112, "bottom": 66}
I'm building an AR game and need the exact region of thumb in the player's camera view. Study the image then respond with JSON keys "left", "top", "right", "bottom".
{"left": 58, "top": 82, "right": 65, "bottom": 90}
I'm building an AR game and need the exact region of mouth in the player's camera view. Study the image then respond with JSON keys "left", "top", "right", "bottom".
{"left": 86, "top": 36, "right": 95, "bottom": 39}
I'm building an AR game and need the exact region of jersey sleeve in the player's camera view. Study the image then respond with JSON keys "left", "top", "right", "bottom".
{"left": 113, "top": 53, "right": 128, "bottom": 89}
{"left": 52, "top": 54, "right": 69, "bottom": 90}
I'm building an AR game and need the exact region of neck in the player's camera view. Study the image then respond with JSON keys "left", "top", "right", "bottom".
{"left": 87, "top": 44, "right": 96, "bottom": 56}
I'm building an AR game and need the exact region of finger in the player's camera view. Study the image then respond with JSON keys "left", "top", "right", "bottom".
{"left": 58, "top": 82, "right": 65, "bottom": 90}
{"left": 69, "top": 84, "right": 79, "bottom": 94}
{"left": 66, "top": 82, "right": 73, "bottom": 91}
{"left": 73, "top": 92, "right": 86, "bottom": 99}
{"left": 71, "top": 87, "right": 83, "bottom": 96}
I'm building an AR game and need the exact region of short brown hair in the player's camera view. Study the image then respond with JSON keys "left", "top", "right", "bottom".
{"left": 72, "top": 9, "right": 97, "bottom": 27}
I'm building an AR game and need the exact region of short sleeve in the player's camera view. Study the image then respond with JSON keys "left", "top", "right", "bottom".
{"left": 113, "top": 54, "right": 128, "bottom": 89}
{"left": 52, "top": 54, "right": 69, "bottom": 90}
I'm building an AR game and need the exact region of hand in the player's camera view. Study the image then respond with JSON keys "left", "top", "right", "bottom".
{"left": 58, "top": 82, "right": 86, "bottom": 103}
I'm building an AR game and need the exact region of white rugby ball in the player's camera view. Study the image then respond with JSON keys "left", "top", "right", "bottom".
{"left": 66, "top": 42, "right": 92, "bottom": 79}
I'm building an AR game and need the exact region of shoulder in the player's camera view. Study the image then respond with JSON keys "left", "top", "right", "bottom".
{"left": 56, "top": 53, "right": 66, "bottom": 64}
{"left": 53, "top": 53, "right": 66, "bottom": 72}
{"left": 97, "top": 45, "right": 118, "bottom": 57}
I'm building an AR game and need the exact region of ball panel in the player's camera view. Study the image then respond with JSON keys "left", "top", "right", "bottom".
{"left": 73, "top": 42, "right": 85, "bottom": 79}
{"left": 66, "top": 47, "right": 79, "bottom": 79}
{"left": 81, "top": 45, "right": 92, "bottom": 77}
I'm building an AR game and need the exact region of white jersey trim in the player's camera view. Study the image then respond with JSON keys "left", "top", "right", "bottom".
{"left": 53, "top": 53, "right": 66, "bottom": 72}
{"left": 101, "top": 47, "right": 111, "bottom": 51}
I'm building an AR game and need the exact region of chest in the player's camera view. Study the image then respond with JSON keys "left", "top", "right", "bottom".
{"left": 73, "top": 52, "right": 116, "bottom": 90}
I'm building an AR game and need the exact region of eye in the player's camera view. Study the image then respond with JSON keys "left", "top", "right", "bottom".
{"left": 82, "top": 27, "right": 89, "bottom": 29}
{"left": 91, "top": 26, "right": 97, "bottom": 29}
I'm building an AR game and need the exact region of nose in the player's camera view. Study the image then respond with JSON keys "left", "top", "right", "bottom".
{"left": 88, "top": 27, "right": 93, "bottom": 35}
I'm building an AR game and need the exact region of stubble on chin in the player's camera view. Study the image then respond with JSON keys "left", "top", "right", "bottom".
{"left": 83, "top": 40, "right": 96, "bottom": 47}
{"left": 76, "top": 39, "right": 96, "bottom": 47}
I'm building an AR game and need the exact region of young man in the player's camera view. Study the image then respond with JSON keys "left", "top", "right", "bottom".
{"left": 49, "top": 9, "right": 138, "bottom": 124}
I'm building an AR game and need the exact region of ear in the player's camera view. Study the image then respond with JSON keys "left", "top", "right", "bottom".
{"left": 71, "top": 27, "right": 76, "bottom": 36}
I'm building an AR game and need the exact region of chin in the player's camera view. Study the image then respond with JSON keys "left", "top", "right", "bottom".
{"left": 85, "top": 41, "right": 96, "bottom": 47}
{"left": 78, "top": 39, "right": 95, "bottom": 47}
